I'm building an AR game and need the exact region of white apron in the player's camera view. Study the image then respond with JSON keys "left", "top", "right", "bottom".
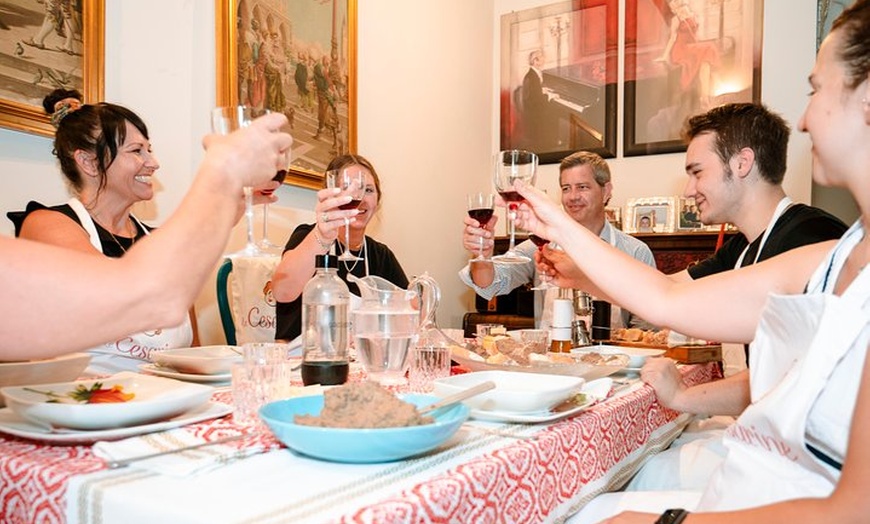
{"left": 699, "top": 222, "right": 869, "bottom": 510}
{"left": 68, "top": 199, "right": 193, "bottom": 375}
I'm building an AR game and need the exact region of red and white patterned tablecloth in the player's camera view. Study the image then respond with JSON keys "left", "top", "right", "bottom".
{"left": 0, "top": 364, "right": 719, "bottom": 524}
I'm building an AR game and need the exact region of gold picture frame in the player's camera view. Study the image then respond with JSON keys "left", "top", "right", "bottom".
{"left": 216, "top": 0, "right": 357, "bottom": 190}
{"left": 0, "top": 0, "right": 104, "bottom": 137}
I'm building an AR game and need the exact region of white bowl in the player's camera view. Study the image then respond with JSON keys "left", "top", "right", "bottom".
{"left": 573, "top": 345, "right": 665, "bottom": 369}
{"left": 0, "top": 353, "right": 90, "bottom": 407}
{"left": 152, "top": 346, "right": 242, "bottom": 375}
{"left": 1, "top": 371, "right": 212, "bottom": 430}
{"left": 432, "top": 370, "right": 584, "bottom": 413}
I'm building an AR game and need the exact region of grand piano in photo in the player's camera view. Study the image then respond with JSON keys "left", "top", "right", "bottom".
{"left": 541, "top": 62, "right": 616, "bottom": 159}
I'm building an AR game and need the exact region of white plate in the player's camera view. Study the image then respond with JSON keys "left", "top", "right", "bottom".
{"left": 0, "top": 401, "right": 231, "bottom": 444}
{"left": 451, "top": 350, "right": 628, "bottom": 381}
{"left": 152, "top": 346, "right": 242, "bottom": 375}
{"left": 433, "top": 370, "right": 584, "bottom": 413}
{"left": 470, "top": 378, "right": 612, "bottom": 423}
{"left": 0, "top": 353, "right": 91, "bottom": 407}
{"left": 1, "top": 372, "right": 213, "bottom": 430}
{"left": 139, "top": 364, "right": 231, "bottom": 384}
{"left": 573, "top": 345, "right": 666, "bottom": 369}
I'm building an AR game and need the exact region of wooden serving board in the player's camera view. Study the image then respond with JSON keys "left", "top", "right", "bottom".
{"left": 603, "top": 340, "right": 722, "bottom": 364}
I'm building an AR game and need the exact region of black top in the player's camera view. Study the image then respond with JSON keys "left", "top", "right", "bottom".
{"left": 688, "top": 203, "right": 847, "bottom": 278}
{"left": 7, "top": 201, "right": 151, "bottom": 258}
{"left": 686, "top": 203, "right": 847, "bottom": 367}
{"left": 275, "top": 223, "right": 409, "bottom": 341}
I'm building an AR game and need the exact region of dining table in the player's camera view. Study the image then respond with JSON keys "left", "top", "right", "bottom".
{"left": 0, "top": 362, "right": 720, "bottom": 524}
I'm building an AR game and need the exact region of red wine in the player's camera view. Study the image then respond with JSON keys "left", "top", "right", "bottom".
{"left": 467, "top": 208, "right": 494, "bottom": 224}
{"left": 301, "top": 361, "right": 349, "bottom": 386}
{"left": 338, "top": 199, "right": 362, "bottom": 211}
{"left": 273, "top": 169, "right": 288, "bottom": 184}
{"left": 529, "top": 234, "right": 549, "bottom": 248}
{"left": 498, "top": 191, "right": 524, "bottom": 203}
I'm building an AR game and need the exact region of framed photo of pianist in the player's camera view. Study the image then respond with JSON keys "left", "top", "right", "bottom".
{"left": 623, "top": 0, "right": 763, "bottom": 157}
{"left": 499, "top": 0, "right": 618, "bottom": 163}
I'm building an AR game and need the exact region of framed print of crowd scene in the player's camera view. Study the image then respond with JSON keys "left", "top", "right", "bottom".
{"left": 216, "top": 0, "right": 357, "bottom": 189}
{"left": 0, "top": 0, "right": 104, "bottom": 137}
{"left": 499, "top": 0, "right": 617, "bottom": 163}
{"left": 623, "top": 0, "right": 763, "bottom": 156}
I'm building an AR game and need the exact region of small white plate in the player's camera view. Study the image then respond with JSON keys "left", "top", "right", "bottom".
{"left": 139, "top": 364, "right": 231, "bottom": 384}
{"left": 152, "top": 346, "right": 242, "bottom": 375}
{"left": 0, "top": 353, "right": 91, "bottom": 407}
{"left": 433, "top": 370, "right": 584, "bottom": 413}
{"left": 1, "top": 372, "right": 213, "bottom": 430}
{"left": 0, "top": 401, "right": 231, "bottom": 444}
{"left": 470, "top": 378, "right": 612, "bottom": 423}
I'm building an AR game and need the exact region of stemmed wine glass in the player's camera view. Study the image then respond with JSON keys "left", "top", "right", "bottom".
{"left": 326, "top": 167, "right": 365, "bottom": 262}
{"left": 528, "top": 191, "right": 556, "bottom": 289}
{"left": 211, "top": 106, "right": 289, "bottom": 258}
{"left": 492, "top": 150, "right": 538, "bottom": 264}
{"left": 466, "top": 192, "right": 494, "bottom": 262}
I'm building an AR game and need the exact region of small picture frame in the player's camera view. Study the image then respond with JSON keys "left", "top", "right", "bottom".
{"left": 677, "top": 197, "right": 703, "bottom": 230}
{"left": 625, "top": 197, "right": 676, "bottom": 234}
{"left": 605, "top": 206, "right": 622, "bottom": 230}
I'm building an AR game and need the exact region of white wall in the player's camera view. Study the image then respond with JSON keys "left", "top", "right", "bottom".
{"left": 0, "top": 0, "right": 826, "bottom": 344}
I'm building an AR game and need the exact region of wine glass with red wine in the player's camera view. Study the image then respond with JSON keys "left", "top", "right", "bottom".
{"left": 492, "top": 150, "right": 538, "bottom": 264}
{"left": 257, "top": 160, "right": 291, "bottom": 253}
{"left": 211, "top": 105, "right": 285, "bottom": 258}
{"left": 466, "top": 192, "right": 495, "bottom": 261}
{"left": 326, "top": 167, "right": 365, "bottom": 262}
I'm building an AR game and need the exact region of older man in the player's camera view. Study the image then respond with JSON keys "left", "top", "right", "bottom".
{"left": 459, "top": 151, "right": 655, "bottom": 330}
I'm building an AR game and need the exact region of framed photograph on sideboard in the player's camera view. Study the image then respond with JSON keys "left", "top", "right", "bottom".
{"left": 625, "top": 197, "right": 677, "bottom": 233}
{"left": 499, "top": 0, "right": 618, "bottom": 163}
{"left": 623, "top": 0, "right": 763, "bottom": 157}
{"left": 216, "top": 0, "right": 357, "bottom": 189}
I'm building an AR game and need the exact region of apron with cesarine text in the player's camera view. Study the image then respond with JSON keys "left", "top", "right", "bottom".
{"left": 699, "top": 222, "right": 869, "bottom": 511}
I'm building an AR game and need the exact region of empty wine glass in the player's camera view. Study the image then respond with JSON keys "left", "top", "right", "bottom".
{"left": 326, "top": 167, "right": 365, "bottom": 262}
{"left": 211, "top": 106, "right": 288, "bottom": 258}
{"left": 466, "top": 192, "right": 494, "bottom": 262}
{"left": 492, "top": 150, "right": 538, "bottom": 264}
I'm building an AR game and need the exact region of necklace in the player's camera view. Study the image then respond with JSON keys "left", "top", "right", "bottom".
{"left": 340, "top": 237, "right": 367, "bottom": 275}
{"left": 102, "top": 218, "right": 137, "bottom": 255}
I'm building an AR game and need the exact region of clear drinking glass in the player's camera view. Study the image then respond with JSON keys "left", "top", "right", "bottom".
{"left": 466, "top": 192, "right": 495, "bottom": 262}
{"left": 492, "top": 150, "right": 538, "bottom": 264}
{"left": 325, "top": 167, "right": 366, "bottom": 262}
{"left": 211, "top": 106, "right": 289, "bottom": 258}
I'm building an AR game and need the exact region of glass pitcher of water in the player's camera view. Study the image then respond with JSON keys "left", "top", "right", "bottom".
{"left": 350, "top": 273, "right": 440, "bottom": 385}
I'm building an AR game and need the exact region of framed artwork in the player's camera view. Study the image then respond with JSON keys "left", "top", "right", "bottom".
{"left": 817, "top": 0, "right": 851, "bottom": 50}
{"left": 677, "top": 196, "right": 703, "bottom": 230}
{"left": 499, "top": 0, "right": 618, "bottom": 163}
{"left": 216, "top": 0, "right": 357, "bottom": 189}
{"left": 623, "top": 0, "right": 763, "bottom": 156}
{"left": 625, "top": 196, "right": 676, "bottom": 233}
{"left": 0, "top": 0, "right": 104, "bottom": 137}
{"left": 605, "top": 206, "right": 622, "bottom": 230}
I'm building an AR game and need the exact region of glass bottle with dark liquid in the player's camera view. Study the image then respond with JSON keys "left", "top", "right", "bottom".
{"left": 301, "top": 254, "right": 350, "bottom": 386}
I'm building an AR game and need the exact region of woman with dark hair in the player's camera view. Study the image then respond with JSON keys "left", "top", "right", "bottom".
{"left": 7, "top": 91, "right": 267, "bottom": 373}
{"left": 272, "top": 154, "right": 408, "bottom": 342}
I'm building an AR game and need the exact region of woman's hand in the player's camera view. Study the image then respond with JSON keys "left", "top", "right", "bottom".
{"left": 598, "top": 511, "right": 660, "bottom": 523}
{"left": 463, "top": 213, "right": 498, "bottom": 258}
{"left": 536, "top": 246, "right": 588, "bottom": 289}
{"left": 513, "top": 180, "right": 573, "bottom": 246}
{"left": 639, "top": 357, "right": 686, "bottom": 410}
{"left": 313, "top": 187, "right": 358, "bottom": 246}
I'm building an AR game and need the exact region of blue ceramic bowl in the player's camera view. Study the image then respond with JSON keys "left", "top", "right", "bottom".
{"left": 259, "top": 394, "right": 469, "bottom": 463}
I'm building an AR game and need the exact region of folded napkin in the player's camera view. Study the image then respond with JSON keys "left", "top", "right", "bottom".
{"left": 92, "top": 429, "right": 265, "bottom": 477}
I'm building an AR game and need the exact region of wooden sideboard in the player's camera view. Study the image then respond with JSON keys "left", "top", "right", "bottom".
{"left": 633, "top": 230, "right": 736, "bottom": 274}
{"left": 462, "top": 231, "right": 736, "bottom": 336}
